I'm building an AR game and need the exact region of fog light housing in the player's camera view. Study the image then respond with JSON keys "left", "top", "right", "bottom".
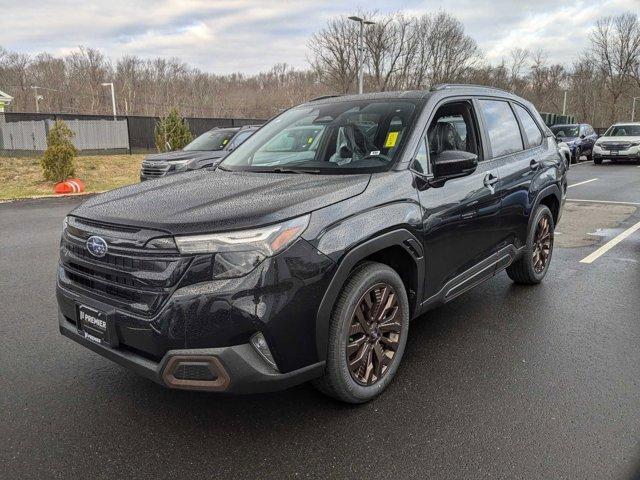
{"left": 250, "top": 332, "right": 278, "bottom": 371}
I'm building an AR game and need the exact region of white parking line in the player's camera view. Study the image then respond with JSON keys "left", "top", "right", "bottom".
{"left": 579, "top": 219, "right": 640, "bottom": 264}
{"left": 567, "top": 199, "right": 640, "bottom": 206}
{"left": 568, "top": 178, "right": 598, "bottom": 188}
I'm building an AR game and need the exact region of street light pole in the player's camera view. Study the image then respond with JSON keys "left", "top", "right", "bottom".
{"left": 348, "top": 15, "right": 375, "bottom": 95}
{"left": 101, "top": 82, "right": 117, "bottom": 119}
{"left": 562, "top": 90, "right": 568, "bottom": 116}
{"left": 632, "top": 97, "right": 639, "bottom": 122}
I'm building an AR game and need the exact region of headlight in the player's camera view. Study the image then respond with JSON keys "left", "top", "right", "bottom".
{"left": 62, "top": 216, "right": 69, "bottom": 231}
{"left": 175, "top": 215, "right": 310, "bottom": 278}
{"left": 172, "top": 159, "right": 191, "bottom": 172}
{"left": 629, "top": 141, "right": 640, "bottom": 147}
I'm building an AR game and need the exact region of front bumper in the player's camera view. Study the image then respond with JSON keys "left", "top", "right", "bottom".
{"left": 59, "top": 311, "right": 324, "bottom": 393}
{"left": 593, "top": 151, "right": 640, "bottom": 161}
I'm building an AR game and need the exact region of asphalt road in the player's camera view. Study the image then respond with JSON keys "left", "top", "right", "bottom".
{"left": 1, "top": 162, "right": 639, "bottom": 480}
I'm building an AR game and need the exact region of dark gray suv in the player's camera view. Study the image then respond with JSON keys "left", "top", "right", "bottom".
{"left": 140, "top": 125, "right": 260, "bottom": 181}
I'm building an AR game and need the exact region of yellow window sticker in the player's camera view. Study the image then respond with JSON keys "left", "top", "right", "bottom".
{"left": 222, "top": 138, "right": 229, "bottom": 145}
{"left": 385, "top": 131, "right": 399, "bottom": 148}
{"left": 307, "top": 137, "right": 313, "bottom": 144}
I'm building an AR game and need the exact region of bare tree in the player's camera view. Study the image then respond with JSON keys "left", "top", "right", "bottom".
{"left": 308, "top": 18, "right": 359, "bottom": 93}
{"left": 590, "top": 13, "right": 640, "bottom": 122}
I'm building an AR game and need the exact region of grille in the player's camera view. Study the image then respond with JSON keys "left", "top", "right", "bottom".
{"left": 173, "top": 363, "right": 218, "bottom": 381}
{"left": 600, "top": 142, "right": 631, "bottom": 150}
{"left": 141, "top": 161, "right": 171, "bottom": 178}
{"left": 59, "top": 219, "right": 191, "bottom": 317}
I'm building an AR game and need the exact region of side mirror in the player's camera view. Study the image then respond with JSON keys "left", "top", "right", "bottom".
{"left": 432, "top": 150, "right": 478, "bottom": 179}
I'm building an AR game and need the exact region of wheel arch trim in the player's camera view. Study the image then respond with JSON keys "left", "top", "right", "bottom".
{"left": 314, "top": 229, "right": 425, "bottom": 362}
{"left": 531, "top": 183, "right": 562, "bottom": 229}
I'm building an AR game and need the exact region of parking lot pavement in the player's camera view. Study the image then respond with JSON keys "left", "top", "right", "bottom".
{"left": 567, "top": 160, "right": 640, "bottom": 204}
{"left": 1, "top": 164, "right": 639, "bottom": 480}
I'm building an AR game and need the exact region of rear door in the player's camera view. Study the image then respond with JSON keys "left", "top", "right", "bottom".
{"left": 479, "top": 99, "right": 543, "bottom": 248}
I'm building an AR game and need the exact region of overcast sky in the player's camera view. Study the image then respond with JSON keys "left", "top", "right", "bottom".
{"left": 0, "top": 0, "right": 634, "bottom": 74}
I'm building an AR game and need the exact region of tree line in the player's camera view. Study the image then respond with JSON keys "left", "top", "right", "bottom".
{"left": 1, "top": 11, "right": 639, "bottom": 127}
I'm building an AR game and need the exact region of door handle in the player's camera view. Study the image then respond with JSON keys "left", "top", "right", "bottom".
{"left": 483, "top": 173, "right": 498, "bottom": 186}
{"left": 529, "top": 159, "right": 540, "bottom": 170}
{"left": 483, "top": 173, "right": 498, "bottom": 194}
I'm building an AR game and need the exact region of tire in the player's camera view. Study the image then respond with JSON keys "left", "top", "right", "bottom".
{"left": 313, "top": 262, "right": 410, "bottom": 404}
{"left": 594, "top": 157, "right": 602, "bottom": 165}
{"left": 574, "top": 147, "right": 581, "bottom": 163}
{"left": 506, "top": 205, "right": 555, "bottom": 285}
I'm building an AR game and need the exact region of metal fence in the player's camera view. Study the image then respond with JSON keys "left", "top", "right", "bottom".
{"left": 0, "top": 112, "right": 264, "bottom": 156}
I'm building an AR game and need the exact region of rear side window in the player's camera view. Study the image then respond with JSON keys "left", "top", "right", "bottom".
{"left": 513, "top": 104, "right": 543, "bottom": 149}
{"left": 479, "top": 100, "right": 523, "bottom": 157}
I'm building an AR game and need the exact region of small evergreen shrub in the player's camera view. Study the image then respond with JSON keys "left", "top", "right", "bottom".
{"left": 154, "top": 108, "right": 193, "bottom": 152}
{"left": 41, "top": 120, "right": 77, "bottom": 182}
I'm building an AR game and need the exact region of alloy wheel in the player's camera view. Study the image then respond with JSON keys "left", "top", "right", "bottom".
{"left": 346, "top": 283, "right": 403, "bottom": 386}
{"left": 532, "top": 215, "right": 552, "bottom": 274}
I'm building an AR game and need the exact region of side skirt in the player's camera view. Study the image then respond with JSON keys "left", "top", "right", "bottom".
{"left": 417, "top": 244, "right": 524, "bottom": 316}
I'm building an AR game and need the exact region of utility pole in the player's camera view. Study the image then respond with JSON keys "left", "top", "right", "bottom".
{"left": 632, "top": 97, "right": 639, "bottom": 122}
{"left": 348, "top": 15, "right": 375, "bottom": 95}
{"left": 30, "top": 86, "right": 43, "bottom": 113}
{"left": 101, "top": 82, "right": 117, "bottom": 119}
{"left": 562, "top": 90, "right": 568, "bottom": 116}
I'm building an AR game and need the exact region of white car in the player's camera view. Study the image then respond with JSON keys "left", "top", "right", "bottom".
{"left": 592, "top": 122, "right": 640, "bottom": 165}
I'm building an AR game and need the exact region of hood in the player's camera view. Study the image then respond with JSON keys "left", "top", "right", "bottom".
{"left": 143, "top": 150, "right": 227, "bottom": 163}
{"left": 596, "top": 136, "right": 640, "bottom": 144}
{"left": 72, "top": 169, "right": 371, "bottom": 234}
{"left": 556, "top": 136, "right": 579, "bottom": 143}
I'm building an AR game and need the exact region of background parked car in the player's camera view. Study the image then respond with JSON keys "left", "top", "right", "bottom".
{"left": 592, "top": 122, "right": 640, "bottom": 165}
{"left": 550, "top": 123, "right": 598, "bottom": 163}
{"left": 140, "top": 125, "right": 260, "bottom": 181}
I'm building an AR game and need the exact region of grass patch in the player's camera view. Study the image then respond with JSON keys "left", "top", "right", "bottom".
{"left": 0, "top": 154, "right": 145, "bottom": 201}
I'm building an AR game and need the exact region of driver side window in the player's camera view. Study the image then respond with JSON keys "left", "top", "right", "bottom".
{"left": 412, "top": 101, "right": 481, "bottom": 174}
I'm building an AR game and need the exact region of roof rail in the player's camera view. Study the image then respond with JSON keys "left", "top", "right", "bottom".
{"left": 429, "top": 83, "right": 513, "bottom": 95}
{"left": 308, "top": 94, "right": 342, "bottom": 102}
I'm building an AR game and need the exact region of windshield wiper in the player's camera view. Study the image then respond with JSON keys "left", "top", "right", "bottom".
{"left": 269, "top": 167, "right": 322, "bottom": 174}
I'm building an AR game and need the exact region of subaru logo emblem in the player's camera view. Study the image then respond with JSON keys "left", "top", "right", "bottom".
{"left": 86, "top": 236, "right": 108, "bottom": 258}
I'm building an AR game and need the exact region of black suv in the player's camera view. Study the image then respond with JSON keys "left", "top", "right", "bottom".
{"left": 57, "top": 85, "right": 566, "bottom": 403}
{"left": 140, "top": 125, "right": 259, "bottom": 181}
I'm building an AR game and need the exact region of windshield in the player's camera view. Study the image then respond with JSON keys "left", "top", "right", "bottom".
{"left": 220, "top": 99, "right": 419, "bottom": 173}
{"left": 183, "top": 130, "right": 237, "bottom": 151}
{"left": 551, "top": 125, "right": 579, "bottom": 138}
{"left": 603, "top": 125, "right": 640, "bottom": 137}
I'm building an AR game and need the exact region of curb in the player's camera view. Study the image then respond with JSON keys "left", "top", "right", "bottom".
{"left": 0, "top": 191, "right": 105, "bottom": 204}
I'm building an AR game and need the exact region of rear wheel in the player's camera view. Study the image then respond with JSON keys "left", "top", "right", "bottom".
{"left": 506, "top": 205, "right": 554, "bottom": 285}
{"left": 314, "top": 262, "right": 409, "bottom": 403}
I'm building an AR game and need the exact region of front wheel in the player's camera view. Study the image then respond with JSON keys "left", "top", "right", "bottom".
{"left": 506, "top": 205, "right": 555, "bottom": 285}
{"left": 313, "top": 262, "right": 409, "bottom": 403}
{"left": 594, "top": 157, "right": 602, "bottom": 165}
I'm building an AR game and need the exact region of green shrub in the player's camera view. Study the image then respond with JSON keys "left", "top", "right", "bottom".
{"left": 41, "top": 121, "right": 77, "bottom": 182}
{"left": 154, "top": 108, "right": 193, "bottom": 152}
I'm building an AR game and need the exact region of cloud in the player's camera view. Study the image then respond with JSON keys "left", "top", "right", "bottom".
{"left": 0, "top": 0, "right": 634, "bottom": 74}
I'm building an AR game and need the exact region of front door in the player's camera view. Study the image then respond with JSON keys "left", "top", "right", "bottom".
{"left": 412, "top": 99, "right": 503, "bottom": 301}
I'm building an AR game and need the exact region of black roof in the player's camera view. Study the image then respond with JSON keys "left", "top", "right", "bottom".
{"left": 304, "top": 84, "right": 522, "bottom": 106}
